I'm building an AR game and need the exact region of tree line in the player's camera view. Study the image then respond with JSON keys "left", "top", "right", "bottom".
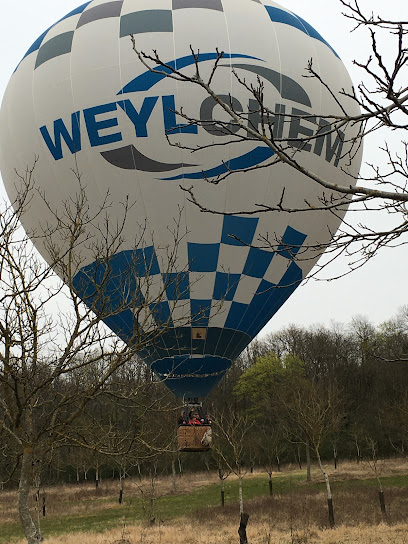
{"left": 3, "top": 308, "right": 408, "bottom": 492}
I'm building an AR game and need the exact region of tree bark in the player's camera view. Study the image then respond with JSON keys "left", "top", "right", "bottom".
{"left": 119, "top": 472, "right": 124, "bottom": 504}
{"left": 296, "top": 445, "right": 302, "bottom": 469}
{"left": 333, "top": 444, "right": 338, "bottom": 470}
{"left": 238, "top": 474, "right": 244, "bottom": 515}
{"left": 327, "top": 498, "right": 335, "bottom": 528}
{"left": 379, "top": 490, "right": 387, "bottom": 521}
{"left": 316, "top": 450, "right": 335, "bottom": 528}
{"left": 238, "top": 512, "right": 249, "bottom": 544}
{"left": 306, "top": 440, "right": 311, "bottom": 482}
{"left": 171, "top": 459, "right": 177, "bottom": 492}
{"left": 18, "top": 448, "right": 43, "bottom": 543}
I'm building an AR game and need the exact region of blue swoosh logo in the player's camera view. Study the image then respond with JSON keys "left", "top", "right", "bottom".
{"left": 117, "top": 52, "right": 263, "bottom": 94}
{"left": 160, "top": 146, "right": 275, "bottom": 180}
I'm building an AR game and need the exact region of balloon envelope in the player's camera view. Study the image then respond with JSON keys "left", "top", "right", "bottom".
{"left": 0, "top": 0, "right": 362, "bottom": 398}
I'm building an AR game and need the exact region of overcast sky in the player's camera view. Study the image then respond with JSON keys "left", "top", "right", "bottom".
{"left": 0, "top": 0, "right": 406, "bottom": 336}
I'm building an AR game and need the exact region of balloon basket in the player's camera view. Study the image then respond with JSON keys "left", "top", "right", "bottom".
{"left": 178, "top": 425, "right": 212, "bottom": 452}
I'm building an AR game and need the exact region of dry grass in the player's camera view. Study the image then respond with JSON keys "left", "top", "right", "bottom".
{"left": 0, "top": 470, "right": 219, "bottom": 524}
{"left": 11, "top": 520, "right": 408, "bottom": 544}
{"left": 4, "top": 458, "right": 408, "bottom": 543}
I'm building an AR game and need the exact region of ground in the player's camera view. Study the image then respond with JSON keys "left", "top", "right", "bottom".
{"left": 3, "top": 459, "right": 408, "bottom": 543}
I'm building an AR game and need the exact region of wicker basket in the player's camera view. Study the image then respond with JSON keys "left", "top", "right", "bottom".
{"left": 177, "top": 425, "right": 212, "bottom": 452}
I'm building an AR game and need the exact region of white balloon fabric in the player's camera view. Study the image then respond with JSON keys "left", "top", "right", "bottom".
{"left": 0, "top": 0, "right": 362, "bottom": 398}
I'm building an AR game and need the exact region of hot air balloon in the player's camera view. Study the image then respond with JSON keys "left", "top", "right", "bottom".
{"left": 0, "top": 0, "right": 361, "bottom": 451}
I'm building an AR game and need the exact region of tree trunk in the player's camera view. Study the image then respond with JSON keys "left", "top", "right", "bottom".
{"left": 268, "top": 473, "right": 273, "bottom": 496}
{"left": 306, "top": 440, "right": 311, "bottom": 482}
{"left": 18, "top": 448, "right": 43, "bottom": 543}
{"left": 238, "top": 474, "right": 244, "bottom": 515}
{"left": 327, "top": 498, "right": 335, "bottom": 528}
{"left": 221, "top": 480, "right": 225, "bottom": 507}
{"left": 355, "top": 439, "right": 361, "bottom": 464}
{"left": 238, "top": 512, "right": 249, "bottom": 544}
{"left": 316, "top": 450, "right": 335, "bottom": 528}
{"left": 379, "top": 490, "right": 387, "bottom": 520}
{"left": 119, "top": 473, "right": 124, "bottom": 504}
{"left": 171, "top": 459, "right": 177, "bottom": 492}
{"left": 296, "top": 445, "right": 302, "bottom": 469}
{"left": 149, "top": 498, "right": 156, "bottom": 525}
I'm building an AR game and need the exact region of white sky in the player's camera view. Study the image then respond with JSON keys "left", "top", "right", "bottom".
{"left": 0, "top": 0, "right": 406, "bottom": 336}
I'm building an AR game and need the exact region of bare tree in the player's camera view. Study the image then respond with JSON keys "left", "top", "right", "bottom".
{"left": 277, "top": 379, "right": 346, "bottom": 528}
{"left": 212, "top": 408, "right": 254, "bottom": 515}
{"left": 0, "top": 171, "right": 190, "bottom": 543}
{"left": 129, "top": 1, "right": 408, "bottom": 275}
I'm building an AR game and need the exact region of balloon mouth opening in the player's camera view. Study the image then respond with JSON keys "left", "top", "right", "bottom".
{"left": 151, "top": 355, "right": 232, "bottom": 398}
{"left": 151, "top": 354, "right": 232, "bottom": 377}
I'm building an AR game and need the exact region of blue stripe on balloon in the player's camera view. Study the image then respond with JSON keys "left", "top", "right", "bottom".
{"left": 17, "top": 2, "right": 92, "bottom": 68}
{"left": 243, "top": 247, "right": 274, "bottom": 278}
{"left": 247, "top": 262, "right": 303, "bottom": 337}
{"left": 162, "top": 272, "right": 190, "bottom": 300}
{"left": 221, "top": 215, "right": 259, "bottom": 246}
{"left": 188, "top": 243, "right": 220, "bottom": 272}
{"left": 60, "top": 2, "right": 93, "bottom": 21}
{"left": 149, "top": 300, "right": 173, "bottom": 326}
{"left": 213, "top": 272, "right": 241, "bottom": 301}
{"left": 117, "top": 52, "right": 262, "bottom": 94}
{"left": 20, "top": 30, "right": 50, "bottom": 63}
{"left": 190, "top": 299, "right": 212, "bottom": 327}
{"left": 265, "top": 6, "right": 340, "bottom": 59}
{"left": 277, "top": 225, "right": 308, "bottom": 258}
{"left": 161, "top": 146, "right": 274, "bottom": 181}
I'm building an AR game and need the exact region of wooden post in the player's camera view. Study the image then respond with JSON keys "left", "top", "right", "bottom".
{"left": 238, "top": 513, "right": 249, "bottom": 544}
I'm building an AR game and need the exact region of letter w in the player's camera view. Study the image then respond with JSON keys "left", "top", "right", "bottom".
{"left": 40, "top": 112, "right": 81, "bottom": 161}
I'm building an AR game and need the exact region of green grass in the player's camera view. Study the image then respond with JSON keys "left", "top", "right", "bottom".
{"left": 293, "top": 473, "right": 408, "bottom": 495}
{"left": 3, "top": 471, "right": 408, "bottom": 543}
{"left": 1, "top": 474, "right": 301, "bottom": 543}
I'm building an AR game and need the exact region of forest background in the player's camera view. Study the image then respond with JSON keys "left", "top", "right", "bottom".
{"left": 2, "top": 309, "right": 408, "bottom": 488}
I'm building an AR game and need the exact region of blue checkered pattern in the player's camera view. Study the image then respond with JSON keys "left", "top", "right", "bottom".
{"left": 72, "top": 215, "right": 307, "bottom": 397}
{"left": 17, "top": 0, "right": 337, "bottom": 71}
{"left": 73, "top": 214, "right": 307, "bottom": 340}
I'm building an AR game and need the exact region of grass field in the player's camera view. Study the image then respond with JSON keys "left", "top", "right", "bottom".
{"left": 2, "top": 459, "right": 408, "bottom": 543}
